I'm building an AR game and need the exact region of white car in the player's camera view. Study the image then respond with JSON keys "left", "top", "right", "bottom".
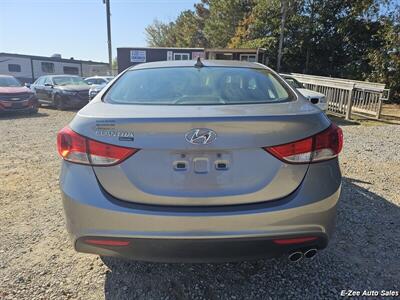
{"left": 282, "top": 75, "right": 327, "bottom": 111}
{"left": 84, "top": 76, "right": 114, "bottom": 100}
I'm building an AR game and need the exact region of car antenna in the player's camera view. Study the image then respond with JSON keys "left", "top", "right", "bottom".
{"left": 194, "top": 57, "right": 204, "bottom": 68}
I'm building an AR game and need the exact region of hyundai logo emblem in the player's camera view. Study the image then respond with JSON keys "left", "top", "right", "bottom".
{"left": 185, "top": 128, "right": 217, "bottom": 145}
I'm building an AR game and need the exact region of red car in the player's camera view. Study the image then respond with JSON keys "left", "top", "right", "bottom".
{"left": 0, "top": 75, "right": 38, "bottom": 114}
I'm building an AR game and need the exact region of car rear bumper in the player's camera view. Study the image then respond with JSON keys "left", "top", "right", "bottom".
{"left": 60, "top": 159, "right": 341, "bottom": 262}
{"left": 75, "top": 235, "right": 328, "bottom": 263}
{"left": 0, "top": 100, "right": 38, "bottom": 113}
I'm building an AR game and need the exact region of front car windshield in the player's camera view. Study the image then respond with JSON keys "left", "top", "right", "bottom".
{"left": 0, "top": 76, "right": 22, "bottom": 87}
{"left": 53, "top": 76, "right": 88, "bottom": 86}
{"left": 104, "top": 67, "right": 294, "bottom": 105}
{"left": 285, "top": 77, "right": 304, "bottom": 89}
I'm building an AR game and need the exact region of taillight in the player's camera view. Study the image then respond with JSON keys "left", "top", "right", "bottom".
{"left": 57, "top": 126, "right": 138, "bottom": 166}
{"left": 264, "top": 124, "right": 343, "bottom": 164}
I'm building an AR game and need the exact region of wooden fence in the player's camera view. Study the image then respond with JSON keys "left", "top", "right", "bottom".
{"left": 288, "top": 73, "right": 390, "bottom": 120}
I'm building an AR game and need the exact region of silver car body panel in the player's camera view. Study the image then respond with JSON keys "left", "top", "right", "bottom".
{"left": 60, "top": 60, "right": 341, "bottom": 261}
{"left": 71, "top": 101, "right": 330, "bottom": 206}
{"left": 60, "top": 158, "right": 340, "bottom": 262}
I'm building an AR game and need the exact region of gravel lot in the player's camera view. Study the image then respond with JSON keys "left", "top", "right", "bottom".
{"left": 0, "top": 108, "right": 399, "bottom": 299}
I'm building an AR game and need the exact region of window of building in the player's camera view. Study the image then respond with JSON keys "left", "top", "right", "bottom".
{"left": 8, "top": 64, "right": 21, "bottom": 72}
{"left": 41, "top": 62, "right": 55, "bottom": 73}
{"left": 63, "top": 66, "right": 79, "bottom": 75}
{"left": 240, "top": 54, "right": 257, "bottom": 62}
{"left": 173, "top": 53, "right": 190, "bottom": 60}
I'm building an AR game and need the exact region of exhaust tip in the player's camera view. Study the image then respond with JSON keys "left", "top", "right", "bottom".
{"left": 304, "top": 248, "right": 318, "bottom": 259}
{"left": 288, "top": 251, "right": 303, "bottom": 262}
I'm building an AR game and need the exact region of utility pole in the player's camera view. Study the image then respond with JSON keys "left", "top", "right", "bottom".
{"left": 277, "top": 0, "right": 288, "bottom": 72}
{"left": 103, "top": 0, "right": 112, "bottom": 74}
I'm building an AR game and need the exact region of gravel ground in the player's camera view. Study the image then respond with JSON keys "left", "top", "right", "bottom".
{"left": 0, "top": 108, "right": 399, "bottom": 300}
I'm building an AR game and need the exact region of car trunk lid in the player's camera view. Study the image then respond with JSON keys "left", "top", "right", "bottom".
{"left": 70, "top": 101, "right": 330, "bottom": 206}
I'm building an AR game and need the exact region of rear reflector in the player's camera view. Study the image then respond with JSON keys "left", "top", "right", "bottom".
{"left": 264, "top": 124, "right": 343, "bottom": 164}
{"left": 84, "top": 239, "right": 130, "bottom": 246}
{"left": 273, "top": 237, "right": 318, "bottom": 245}
{"left": 57, "top": 126, "right": 138, "bottom": 166}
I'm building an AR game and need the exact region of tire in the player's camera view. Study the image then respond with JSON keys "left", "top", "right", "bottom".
{"left": 54, "top": 95, "right": 67, "bottom": 111}
{"left": 29, "top": 107, "right": 39, "bottom": 114}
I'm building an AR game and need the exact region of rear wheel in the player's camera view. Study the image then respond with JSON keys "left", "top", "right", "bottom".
{"left": 29, "top": 105, "right": 39, "bottom": 114}
{"left": 54, "top": 95, "right": 67, "bottom": 110}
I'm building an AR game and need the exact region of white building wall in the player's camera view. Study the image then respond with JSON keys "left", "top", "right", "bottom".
{"left": 0, "top": 56, "right": 32, "bottom": 82}
{"left": 32, "top": 59, "right": 82, "bottom": 79}
{"left": 81, "top": 63, "right": 110, "bottom": 77}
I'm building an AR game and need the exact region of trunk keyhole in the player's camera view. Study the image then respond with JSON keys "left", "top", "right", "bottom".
{"left": 174, "top": 161, "right": 187, "bottom": 171}
{"left": 215, "top": 161, "right": 229, "bottom": 170}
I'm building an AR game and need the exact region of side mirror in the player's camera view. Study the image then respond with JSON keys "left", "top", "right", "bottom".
{"left": 24, "top": 83, "right": 31, "bottom": 88}
{"left": 44, "top": 83, "right": 53, "bottom": 87}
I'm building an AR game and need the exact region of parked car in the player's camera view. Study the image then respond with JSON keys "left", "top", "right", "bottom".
{"left": 84, "top": 76, "right": 114, "bottom": 100}
{"left": 281, "top": 75, "right": 327, "bottom": 111}
{"left": 57, "top": 60, "right": 343, "bottom": 263}
{"left": 31, "top": 75, "right": 90, "bottom": 110}
{"left": 0, "top": 75, "right": 38, "bottom": 114}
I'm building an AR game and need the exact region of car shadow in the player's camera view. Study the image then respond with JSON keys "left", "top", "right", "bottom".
{"left": 328, "top": 115, "right": 360, "bottom": 126}
{"left": 101, "top": 177, "right": 399, "bottom": 299}
{"left": 39, "top": 105, "right": 81, "bottom": 112}
{"left": 0, "top": 111, "right": 49, "bottom": 120}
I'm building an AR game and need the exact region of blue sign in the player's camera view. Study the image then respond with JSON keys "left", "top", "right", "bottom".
{"left": 130, "top": 50, "right": 146, "bottom": 63}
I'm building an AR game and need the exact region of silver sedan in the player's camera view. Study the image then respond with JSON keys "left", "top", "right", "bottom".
{"left": 57, "top": 60, "right": 343, "bottom": 263}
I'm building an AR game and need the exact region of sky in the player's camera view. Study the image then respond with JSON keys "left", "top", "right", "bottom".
{"left": 0, "top": 0, "right": 198, "bottom": 62}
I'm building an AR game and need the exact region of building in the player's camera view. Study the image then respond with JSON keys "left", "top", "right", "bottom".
{"left": 117, "top": 47, "right": 204, "bottom": 73}
{"left": 117, "top": 47, "right": 267, "bottom": 73}
{"left": 0, "top": 52, "right": 110, "bottom": 83}
{"left": 205, "top": 48, "right": 266, "bottom": 63}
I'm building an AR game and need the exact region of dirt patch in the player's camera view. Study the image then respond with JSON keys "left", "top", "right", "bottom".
{"left": 0, "top": 108, "right": 399, "bottom": 299}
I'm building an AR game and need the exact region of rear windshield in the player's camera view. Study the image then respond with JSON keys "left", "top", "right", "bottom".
{"left": 104, "top": 67, "right": 294, "bottom": 105}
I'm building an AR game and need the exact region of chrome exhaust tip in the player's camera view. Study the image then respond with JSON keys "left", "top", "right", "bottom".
{"left": 288, "top": 251, "right": 303, "bottom": 262}
{"left": 304, "top": 248, "right": 318, "bottom": 259}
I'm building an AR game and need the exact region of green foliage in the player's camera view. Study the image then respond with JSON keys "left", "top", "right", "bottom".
{"left": 144, "top": 0, "right": 400, "bottom": 101}
{"left": 203, "top": 0, "right": 254, "bottom": 47}
{"left": 366, "top": 10, "right": 400, "bottom": 101}
{"left": 145, "top": 20, "right": 177, "bottom": 47}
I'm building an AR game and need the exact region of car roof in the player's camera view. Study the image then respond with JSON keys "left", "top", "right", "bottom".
{"left": 129, "top": 60, "right": 267, "bottom": 71}
{"left": 0, "top": 74, "right": 15, "bottom": 78}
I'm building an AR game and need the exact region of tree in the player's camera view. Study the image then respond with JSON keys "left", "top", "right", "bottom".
{"left": 203, "top": 0, "right": 254, "bottom": 47}
{"left": 366, "top": 7, "right": 400, "bottom": 101}
{"left": 144, "top": 0, "right": 399, "bottom": 101}
{"left": 145, "top": 2, "right": 210, "bottom": 48}
{"left": 145, "top": 20, "right": 176, "bottom": 47}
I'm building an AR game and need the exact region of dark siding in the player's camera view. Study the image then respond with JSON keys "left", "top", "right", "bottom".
{"left": 117, "top": 48, "right": 204, "bottom": 73}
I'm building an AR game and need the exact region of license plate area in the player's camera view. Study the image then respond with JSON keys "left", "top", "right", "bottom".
{"left": 11, "top": 101, "right": 29, "bottom": 108}
{"left": 172, "top": 151, "right": 231, "bottom": 174}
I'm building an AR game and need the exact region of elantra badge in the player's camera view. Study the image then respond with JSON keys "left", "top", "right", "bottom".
{"left": 185, "top": 128, "right": 217, "bottom": 145}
